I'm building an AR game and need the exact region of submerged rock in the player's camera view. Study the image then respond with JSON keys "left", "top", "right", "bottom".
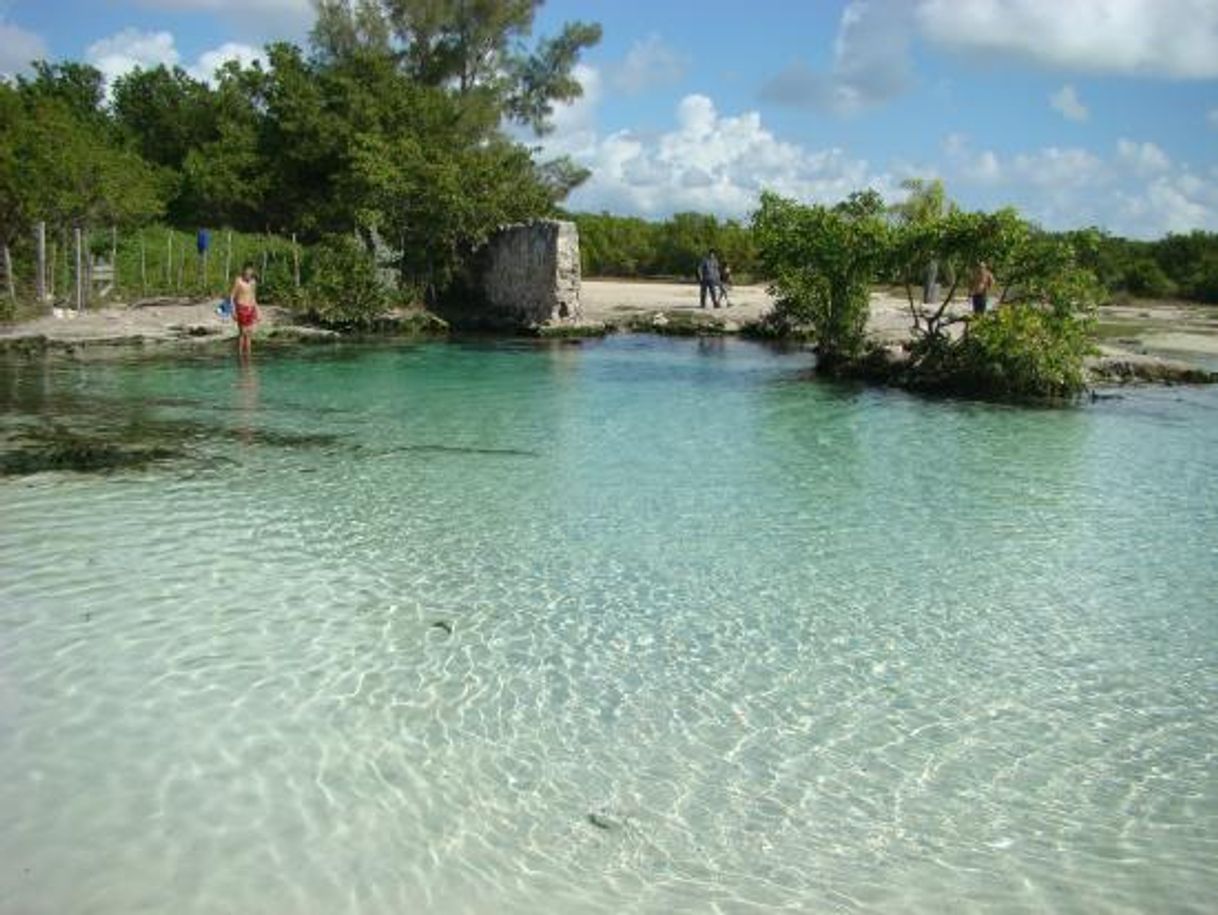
{"left": 0, "top": 427, "right": 182, "bottom": 476}
{"left": 1087, "top": 353, "right": 1217, "bottom": 385}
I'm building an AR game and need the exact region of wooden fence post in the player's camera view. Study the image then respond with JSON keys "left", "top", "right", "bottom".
{"left": 3, "top": 243, "right": 13, "bottom": 303}
{"left": 140, "top": 234, "right": 147, "bottom": 293}
{"left": 74, "top": 226, "right": 83, "bottom": 312}
{"left": 36, "top": 221, "right": 47, "bottom": 303}
{"left": 110, "top": 226, "right": 118, "bottom": 298}
{"left": 224, "top": 230, "right": 232, "bottom": 283}
{"left": 166, "top": 230, "right": 173, "bottom": 287}
{"left": 292, "top": 232, "right": 301, "bottom": 288}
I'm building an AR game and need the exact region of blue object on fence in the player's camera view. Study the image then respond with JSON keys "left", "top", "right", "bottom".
{"left": 197, "top": 229, "right": 211, "bottom": 254}
{"left": 216, "top": 297, "right": 233, "bottom": 319}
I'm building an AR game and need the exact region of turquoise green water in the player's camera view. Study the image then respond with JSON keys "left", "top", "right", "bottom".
{"left": 2, "top": 336, "right": 1217, "bottom": 914}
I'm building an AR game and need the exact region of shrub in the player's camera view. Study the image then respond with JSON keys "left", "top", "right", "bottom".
{"left": 1122, "top": 258, "right": 1176, "bottom": 298}
{"left": 294, "top": 235, "right": 392, "bottom": 329}
{"left": 948, "top": 304, "right": 1095, "bottom": 398}
{"left": 752, "top": 190, "right": 888, "bottom": 370}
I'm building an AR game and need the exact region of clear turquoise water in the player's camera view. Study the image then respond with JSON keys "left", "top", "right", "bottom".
{"left": 2, "top": 336, "right": 1216, "bottom": 914}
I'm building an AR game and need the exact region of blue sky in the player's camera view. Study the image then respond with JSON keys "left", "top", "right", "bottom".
{"left": 2, "top": 0, "right": 1216, "bottom": 238}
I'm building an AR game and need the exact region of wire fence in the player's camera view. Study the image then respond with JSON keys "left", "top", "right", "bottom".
{"left": 1, "top": 223, "right": 302, "bottom": 319}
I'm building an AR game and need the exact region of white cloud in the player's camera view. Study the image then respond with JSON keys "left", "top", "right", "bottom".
{"left": 611, "top": 34, "right": 686, "bottom": 94}
{"left": 190, "top": 42, "right": 267, "bottom": 83}
{"left": 85, "top": 28, "right": 266, "bottom": 90}
{"left": 1116, "top": 138, "right": 1170, "bottom": 174}
{"left": 1207, "top": 108, "right": 1218, "bottom": 128}
{"left": 546, "top": 67, "right": 1214, "bottom": 239}
{"left": 759, "top": 0, "right": 914, "bottom": 113}
{"left": 1049, "top": 84, "right": 1088, "bottom": 121}
{"left": 544, "top": 76, "right": 892, "bottom": 218}
{"left": 86, "top": 28, "right": 179, "bottom": 86}
{"left": 943, "top": 134, "right": 1004, "bottom": 184}
{"left": 1011, "top": 147, "right": 1107, "bottom": 188}
{"left": 0, "top": 19, "right": 47, "bottom": 76}
{"left": 942, "top": 131, "right": 1215, "bottom": 237}
{"left": 916, "top": 0, "right": 1218, "bottom": 79}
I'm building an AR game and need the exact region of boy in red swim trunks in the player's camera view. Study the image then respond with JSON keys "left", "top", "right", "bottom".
{"left": 229, "top": 264, "right": 259, "bottom": 357}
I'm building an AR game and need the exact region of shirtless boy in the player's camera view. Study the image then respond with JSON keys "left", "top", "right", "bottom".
{"left": 970, "top": 261, "right": 995, "bottom": 315}
{"left": 229, "top": 264, "right": 259, "bottom": 356}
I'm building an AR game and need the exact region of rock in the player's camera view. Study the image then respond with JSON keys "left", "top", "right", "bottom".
{"left": 536, "top": 321, "right": 607, "bottom": 338}
{"left": 437, "top": 219, "right": 582, "bottom": 330}
{"left": 586, "top": 812, "right": 616, "bottom": 831}
{"left": 1087, "top": 354, "right": 1217, "bottom": 385}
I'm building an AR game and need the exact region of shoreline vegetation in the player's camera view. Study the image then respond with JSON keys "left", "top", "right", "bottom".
{"left": 2, "top": 279, "right": 1214, "bottom": 391}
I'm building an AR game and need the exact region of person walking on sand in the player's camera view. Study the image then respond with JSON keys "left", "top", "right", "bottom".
{"left": 718, "top": 259, "right": 733, "bottom": 307}
{"left": 970, "top": 260, "right": 994, "bottom": 315}
{"left": 698, "top": 249, "right": 721, "bottom": 309}
{"left": 230, "top": 263, "right": 260, "bottom": 357}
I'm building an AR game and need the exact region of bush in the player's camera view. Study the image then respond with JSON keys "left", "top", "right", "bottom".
{"left": 752, "top": 190, "right": 888, "bottom": 370}
{"left": 1122, "top": 258, "right": 1176, "bottom": 298}
{"left": 913, "top": 305, "right": 1095, "bottom": 399}
{"left": 294, "top": 235, "right": 392, "bottom": 329}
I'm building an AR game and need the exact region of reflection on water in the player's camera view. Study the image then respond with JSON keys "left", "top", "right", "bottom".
{"left": 1, "top": 337, "right": 1217, "bottom": 914}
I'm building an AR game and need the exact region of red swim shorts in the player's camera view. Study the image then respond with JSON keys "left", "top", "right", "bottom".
{"left": 235, "top": 303, "right": 258, "bottom": 328}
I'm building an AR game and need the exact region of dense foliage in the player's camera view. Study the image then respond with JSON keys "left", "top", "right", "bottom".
{"left": 752, "top": 190, "right": 891, "bottom": 368}
{"left": 573, "top": 212, "right": 759, "bottom": 281}
{"left": 0, "top": 0, "right": 599, "bottom": 319}
{"left": 755, "top": 188, "right": 1100, "bottom": 399}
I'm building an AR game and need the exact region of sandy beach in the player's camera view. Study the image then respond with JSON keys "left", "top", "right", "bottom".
{"left": 3, "top": 280, "right": 1217, "bottom": 369}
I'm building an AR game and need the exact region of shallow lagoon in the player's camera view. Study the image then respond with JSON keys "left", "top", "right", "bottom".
{"left": 2, "top": 336, "right": 1216, "bottom": 913}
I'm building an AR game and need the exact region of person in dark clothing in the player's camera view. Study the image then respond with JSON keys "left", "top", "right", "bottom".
{"left": 698, "top": 249, "right": 721, "bottom": 309}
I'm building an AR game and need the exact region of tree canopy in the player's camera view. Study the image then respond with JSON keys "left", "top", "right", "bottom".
{"left": 0, "top": 0, "right": 600, "bottom": 302}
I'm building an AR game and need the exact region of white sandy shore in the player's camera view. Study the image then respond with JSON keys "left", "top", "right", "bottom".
{"left": 3, "top": 280, "right": 1216, "bottom": 364}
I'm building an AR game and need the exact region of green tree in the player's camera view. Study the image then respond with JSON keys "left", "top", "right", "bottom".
{"left": 310, "top": 0, "right": 600, "bottom": 135}
{"left": 752, "top": 190, "right": 890, "bottom": 370}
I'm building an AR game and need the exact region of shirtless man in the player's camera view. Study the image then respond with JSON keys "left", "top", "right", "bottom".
{"left": 970, "top": 261, "right": 995, "bottom": 315}
{"left": 229, "top": 264, "right": 259, "bottom": 357}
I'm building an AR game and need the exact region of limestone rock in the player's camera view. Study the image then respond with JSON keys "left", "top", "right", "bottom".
{"left": 438, "top": 220, "right": 582, "bottom": 330}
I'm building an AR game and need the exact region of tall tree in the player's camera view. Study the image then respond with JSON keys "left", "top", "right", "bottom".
{"left": 310, "top": 0, "right": 600, "bottom": 135}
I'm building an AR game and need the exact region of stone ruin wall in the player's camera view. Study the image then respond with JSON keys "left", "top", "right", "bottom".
{"left": 477, "top": 220, "right": 582, "bottom": 327}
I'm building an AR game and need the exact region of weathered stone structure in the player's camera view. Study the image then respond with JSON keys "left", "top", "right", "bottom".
{"left": 438, "top": 219, "right": 582, "bottom": 330}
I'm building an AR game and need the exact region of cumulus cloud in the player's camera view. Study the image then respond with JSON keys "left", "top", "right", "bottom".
{"left": 0, "top": 19, "right": 47, "bottom": 76}
{"left": 759, "top": 0, "right": 914, "bottom": 113}
{"left": 916, "top": 0, "right": 1218, "bottom": 79}
{"left": 190, "top": 42, "right": 267, "bottom": 83}
{"left": 611, "top": 34, "right": 686, "bottom": 94}
{"left": 942, "top": 132, "right": 1215, "bottom": 237}
{"left": 86, "top": 28, "right": 179, "bottom": 85}
{"left": 760, "top": 0, "right": 1218, "bottom": 117}
{"left": 1049, "top": 84, "right": 1088, "bottom": 121}
{"left": 543, "top": 74, "right": 892, "bottom": 217}
{"left": 1116, "top": 138, "right": 1170, "bottom": 173}
{"left": 85, "top": 28, "right": 266, "bottom": 90}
